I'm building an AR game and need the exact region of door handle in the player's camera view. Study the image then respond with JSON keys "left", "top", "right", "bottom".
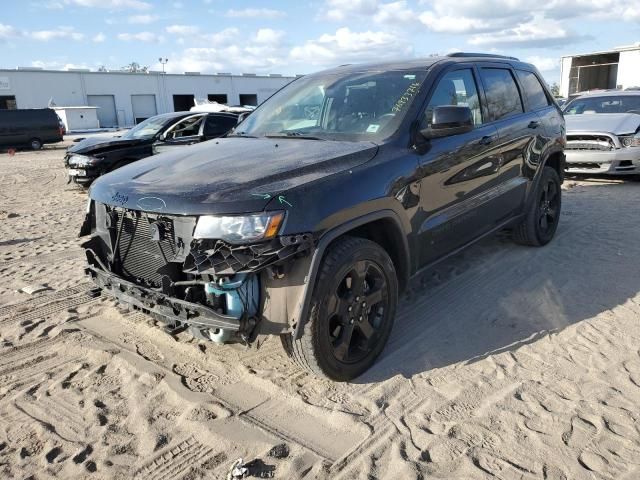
{"left": 478, "top": 135, "right": 496, "bottom": 146}
{"left": 528, "top": 121, "right": 540, "bottom": 129}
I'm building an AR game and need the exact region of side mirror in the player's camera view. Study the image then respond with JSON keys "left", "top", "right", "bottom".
{"left": 158, "top": 132, "right": 166, "bottom": 141}
{"left": 420, "top": 106, "right": 473, "bottom": 139}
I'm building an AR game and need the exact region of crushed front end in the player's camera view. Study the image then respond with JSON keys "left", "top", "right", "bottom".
{"left": 80, "top": 201, "right": 313, "bottom": 344}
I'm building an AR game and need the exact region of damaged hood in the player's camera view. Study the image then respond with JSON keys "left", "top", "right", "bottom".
{"left": 67, "top": 135, "right": 147, "bottom": 154}
{"left": 565, "top": 113, "right": 640, "bottom": 135}
{"left": 89, "top": 137, "right": 378, "bottom": 215}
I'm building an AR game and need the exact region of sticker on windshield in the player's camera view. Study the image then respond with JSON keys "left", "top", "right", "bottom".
{"left": 366, "top": 124, "right": 380, "bottom": 133}
{"left": 392, "top": 81, "right": 421, "bottom": 113}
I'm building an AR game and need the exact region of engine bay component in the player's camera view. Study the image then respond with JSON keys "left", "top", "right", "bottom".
{"left": 183, "top": 233, "right": 313, "bottom": 276}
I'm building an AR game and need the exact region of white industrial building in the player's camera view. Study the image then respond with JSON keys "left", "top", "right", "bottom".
{"left": 0, "top": 68, "right": 295, "bottom": 128}
{"left": 560, "top": 43, "right": 640, "bottom": 98}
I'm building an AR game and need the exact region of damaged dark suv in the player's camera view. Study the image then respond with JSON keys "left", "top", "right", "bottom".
{"left": 80, "top": 53, "right": 565, "bottom": 381}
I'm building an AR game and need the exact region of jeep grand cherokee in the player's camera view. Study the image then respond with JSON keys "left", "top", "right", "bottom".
{"left": 80, "top": 53, "right": 566, "bottom": 381}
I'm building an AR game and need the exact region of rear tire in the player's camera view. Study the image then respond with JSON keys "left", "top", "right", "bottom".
{"left": 281, "top": 236, "right": 398, "bottom": 381}
{"left": 30, "top": 138, "right": 42, "bottom": 150}
{"left": 513, "top": 166, "right": 561, "bottom": 246}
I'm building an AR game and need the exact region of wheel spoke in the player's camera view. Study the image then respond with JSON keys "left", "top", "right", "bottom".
{"left": 365, "top": 288, "right": 383, "bottom": 307}
{"left": 540, "top": 213, "right": 548, "bottom": 230}
{"left": 326, "top": 293, "right": 348, "bottom": 318}
{"left": 350, "top": 261, "right": 368, "bottom": 290}
{"left": 542, "top": 181, "right": 549, "bottom": 203}
{"left": 547, "top": 182, "right": 557, "bottom": 202}
{"left": 357, "top": 319, "right": 375, "bottom": 339}
{"left": 333, "top": 323, "right": 355, "bottom": 362}
{"left": 547, "top": 207, "right": 558, "bottom": 220}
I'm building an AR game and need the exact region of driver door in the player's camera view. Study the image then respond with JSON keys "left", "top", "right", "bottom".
{"left": 415, "top": 66, "right": 503, "bottom": 267}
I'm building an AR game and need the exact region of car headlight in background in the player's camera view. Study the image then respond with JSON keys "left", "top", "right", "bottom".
{"left": 194, "top": 212, "right": 285, "bottom": 243}
{"left": 69, "top": 154, "right": 98, "bottom": 166}
{"left": 619, "top": 133, "right": 640, "bottom": 147}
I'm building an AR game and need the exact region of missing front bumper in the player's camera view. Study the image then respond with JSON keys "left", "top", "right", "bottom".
{"left": 86, "top": 263, "right": 241, "bottom": 331}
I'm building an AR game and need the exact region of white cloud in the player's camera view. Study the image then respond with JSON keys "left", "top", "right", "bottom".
{"left": 117, "top": 31, "right": 162, "bottom": 42}
{"left": 526, "top": 55, "right": 559, "bottom": 72}
{"left": 127, "top": 14, "right": 159, "bottom": 24}
{"left": 373, "top": 1, "right": 414, "bottom": 25}
{"left": 30, "top": 27, "right": 84, "bottom": 41}
{"left": 62, "top": 0, "right": 150, "bottom": 9}
{"left": 31, "top": 60, "right": 91, "bottom": 70}
{"left": 166, "top": 24, "right": 200, "bottom": 35}
{"left": 93, "top": 32, "right": 106, "bottom": 42}
{"left": 0, "top": 23, "right": 20, "bottom": 41}
{"left": 165, "top": 28, "right": 288, "bottom": 74}
{"left": 290, "top": 27, "right": 412, "bottom": 67}
{"left": 419, "top": 12, "right": 491, "bottom": 33}
{"left": 322, "top": 0, "right": 379, "bottom": 21}
{"left": 469, "top": 15, "right": 587, "bottom": 48}
{"left": 225, "top": 8, "right": 286, "bottom": 19}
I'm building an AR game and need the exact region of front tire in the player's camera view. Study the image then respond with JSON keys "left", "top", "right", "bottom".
{"left": 513, "top": 166, "right": 562, "bottom": 246}
{"left": 281, "top": 236, "right": 398, "bottom": 381}
{"left": 30, "top": 138, "right": 42, "bottom": 150}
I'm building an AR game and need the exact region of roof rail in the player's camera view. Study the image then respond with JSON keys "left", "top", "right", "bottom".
{"left": 447, "top": 52, "right": 519, "bottom": 61}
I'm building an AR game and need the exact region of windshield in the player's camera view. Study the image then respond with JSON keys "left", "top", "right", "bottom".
{"left": 121, "top": 116, "right": 170, "bottom": 139}
{"left": 564, "top": 95, "right": 640, "bottom": 115}
{"left": 235, "top": 69, "right": 428, "bottom": 141}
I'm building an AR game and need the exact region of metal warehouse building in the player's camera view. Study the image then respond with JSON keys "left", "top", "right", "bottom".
{"left": 560, "top": 43, "right": 640, "bottom": 98}
{"left": 0, "top": 68, "right": 295, "bottom": 128}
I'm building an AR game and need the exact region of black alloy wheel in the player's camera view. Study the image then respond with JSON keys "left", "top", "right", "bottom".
{"left": 281, "top": 236, "right": 398, "bottom": 381}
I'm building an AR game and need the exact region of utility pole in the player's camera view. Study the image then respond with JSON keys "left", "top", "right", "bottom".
{"left": 158, "top": 57, "right": 168, "bottom": 73}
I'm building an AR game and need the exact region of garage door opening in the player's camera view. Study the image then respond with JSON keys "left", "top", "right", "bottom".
{"left": 0, "top": 96, "right": 17, "bottom": 110}
{"left": 131, "top": 94, "right": 157, "bottom": 124}
{"left": 173, "top": 94, "right": 195, "bottom": 112}
{"left": 87, "top": 94, "right": 117, "bottom": 128}
{"left": 208, "top": 94, "right": 228, "bottom": 104}
{"left": 239, "top": 94, "right": 258, "bottom": 106}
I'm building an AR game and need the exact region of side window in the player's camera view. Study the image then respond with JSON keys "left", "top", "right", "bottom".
{"left": 516, "top": 70, "right": 550, "bottom": 110}
{"left": 166, "top": 116, "right": 204, "bottom": 140}
{"left": 204, "top": 115, "right": 237, "bottom": 137}
{"left": 425, "top": 69, "right": 483, "bottom": 126}
{"left": 479, "top": 68, "right": 524, "bottom": 121}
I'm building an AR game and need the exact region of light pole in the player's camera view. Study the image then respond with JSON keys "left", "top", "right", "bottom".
{"left": 159, "top": 57, "right": 168, "bottom": 73}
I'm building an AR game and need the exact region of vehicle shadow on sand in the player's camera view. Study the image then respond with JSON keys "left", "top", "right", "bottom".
{"left": 357, "top": 181, "right": 640, "bottom": 383}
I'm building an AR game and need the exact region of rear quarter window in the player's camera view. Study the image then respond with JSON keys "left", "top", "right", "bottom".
{"left": 479, "top": 68, "right": 524, "bottom": 122}
{"left": 516, "top": 70, "right": 550, "bottom": 110}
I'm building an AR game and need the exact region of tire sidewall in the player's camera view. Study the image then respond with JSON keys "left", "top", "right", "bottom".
{"left": 30, "top": 138, "right": 42, "bottom": 150}
{"left": 534, "top": 167, "right": 562, "bottom": 245}
{"left": 310, "top": 240, "right": 398, "bottom": 381}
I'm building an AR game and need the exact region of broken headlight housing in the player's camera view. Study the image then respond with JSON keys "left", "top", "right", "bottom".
{"left": 619, "top": 133, "right": 640, "bottom": 148}
{"left": 193, "top": 212, "right": 285, "bottom": 244}
{"left": 69, "top": 154, "right": 98, "bottom": 166}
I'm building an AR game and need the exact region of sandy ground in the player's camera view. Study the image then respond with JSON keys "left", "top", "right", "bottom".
{"left": 0, "top": 143, "right": 639, "bottom": 480}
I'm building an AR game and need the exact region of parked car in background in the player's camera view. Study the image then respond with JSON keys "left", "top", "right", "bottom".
{"left": 563, "top": 90, "right": 640, "bottom": 176}
{"left": 152, "top": 111, "right": 242, "bottom": 155}
{"left": 65, "top": 111, "right": 241, "bottom": 186}
{"left": 0, "top": 108, "right": 64, "bottom": 150}
{"left": 80, "top": 53, "right": 565, "bottom": 381}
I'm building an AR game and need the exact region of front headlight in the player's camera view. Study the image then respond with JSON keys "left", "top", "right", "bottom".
{"left": 619, "top": 133, "right": 640, "bottom": 147}
{"left": 194, "top": 212, "right": 285, "bottom": 243}
{"left": 69, "top": 154, "right": 98, "bottom": 167}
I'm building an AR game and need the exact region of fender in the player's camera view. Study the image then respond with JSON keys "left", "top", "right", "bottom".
{"left": 292, "top": 209, "right": 410, "bottom": 340}
{"left": 523, "top": 146, "right": 565, "bottom": 210}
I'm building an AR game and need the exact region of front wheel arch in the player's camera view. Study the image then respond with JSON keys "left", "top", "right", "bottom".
{"left": 292, "top": 210, "right": 409, "bottom": 340}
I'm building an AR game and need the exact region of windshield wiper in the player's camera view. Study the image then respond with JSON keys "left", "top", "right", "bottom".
{"left": 264, "top": 132, "right": 325, "bottom": 140}
{"left": 227, "top": 131, "right": 258, "bottom": 138}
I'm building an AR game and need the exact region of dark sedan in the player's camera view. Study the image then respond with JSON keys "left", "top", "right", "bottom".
{"left": 65, "top": 111, "right": 240, "bottom": 186}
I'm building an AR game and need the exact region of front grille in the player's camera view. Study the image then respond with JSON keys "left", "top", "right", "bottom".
{"left": 114, "top": 209, "right": 178, "bottom": 287}
{"left": 566, "top": 135, "right": 614, "bottom": 151}
{"left": 566, "top": 162, "right": 601, "bottom": 170}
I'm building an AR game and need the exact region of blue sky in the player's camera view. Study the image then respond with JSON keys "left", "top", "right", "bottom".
{"left": 1, "top": 0, "right": 639, "bottom": 84}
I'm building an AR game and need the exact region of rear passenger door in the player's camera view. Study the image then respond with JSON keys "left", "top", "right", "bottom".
{"left": 477, "top": 66, "right": 540, "bottom": 218}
